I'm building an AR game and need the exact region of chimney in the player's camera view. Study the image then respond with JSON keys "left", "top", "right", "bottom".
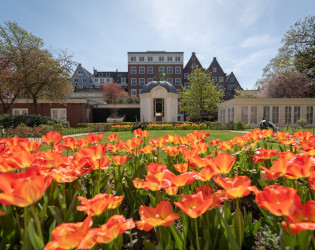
{"left": 116, "top": 69, "right": 118, "bottom": 72}
{"left": 213, "top": 57, "right": 216, "bottom": 60}
{"left": 192, "top": 52, "right": 196, "bottom": 56}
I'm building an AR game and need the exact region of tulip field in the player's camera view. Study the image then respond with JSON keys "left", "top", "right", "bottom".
{"left": 0, "top": 128, "right": 314, "bottom": 249}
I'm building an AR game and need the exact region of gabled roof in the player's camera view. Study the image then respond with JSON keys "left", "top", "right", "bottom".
{"left": 207, "top": 57, "right": 225, "bottom": 74}
{"left": 184, "top": 52, "right": 203, "bottom": 72}
{"left": 72, "top": 64, "right": 92, "bottom": 78}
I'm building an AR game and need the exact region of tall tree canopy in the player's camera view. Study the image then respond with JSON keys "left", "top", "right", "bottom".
{"left": 256, "top": 15, "right": 315, "bottom": 90}
{"left": 0, "top": 21, "right": 74, "bottom": 113}
{"left": 180, "top": 67, "right": 223, "bottom": 121}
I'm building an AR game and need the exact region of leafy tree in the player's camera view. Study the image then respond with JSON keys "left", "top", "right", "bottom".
{"left": 180, "top": 67, "right": 223, "bottom": 121}
{"left": 103, "top": 82, "right": 129, "bottom": 119}
{"left": 0, "top": 21, "right": 74, "bottom": 114}
{"left": 256, "top": 15, "right": 315, "bottom": 89}
{"left": 257, "top": 71, "right": 314, "bottom": 98}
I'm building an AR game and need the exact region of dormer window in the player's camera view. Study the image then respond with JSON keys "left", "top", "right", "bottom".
{"left": 99, "top": 73, "right": 103, "bottom": 77}
{"left": 213, "top": 67, "right": 217, "bottom": 73}
{"left": 131, "top": 56, "right": 136, "bottom": 62}
{"left": 106, "top": 73, "right": 110, "bottom": 77}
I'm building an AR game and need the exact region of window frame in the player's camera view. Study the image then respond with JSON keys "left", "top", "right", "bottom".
{"left": 51, "top": 108, "right": 67, "bottom": 120}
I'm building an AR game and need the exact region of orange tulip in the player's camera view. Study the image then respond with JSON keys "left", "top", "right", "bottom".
{"left": 133, "top": 128, "right": 144, "bottom": 138}
{"left": 161, "top": 169, "right": 196, "bottom": 189}
{"left": 87, "top": 133, "right": 103, "bottom": 145}
{"left": 87, "top": 156, "right": 111, "bottom": 170}
{"left": 0, "top": 166, "right": 52, "bottom": 207}
{"left": 208, "top": 152, "right": 236, "bottom": 174}
{"left": 192, "top": 165, "right": 218, "bottom": 182}
{"left": 107, "top": 140, "right": 125, "bottom": 152}
{"left": 214, "top": 174, "right": 256, "bottom": 199}
{"left": 42, "top": 132, "right": 63, "bottom": 147}
{"left": 259, "top": 158, "right": 288, "bottom": 180}
{"left": 136, "top": 201, "right": 180, "bottom": 231}
{"left": 191, "top": 143, "right": 209, "bottom": 154}
{"left": 209, "top": 138, "right": 220, "bottom": 146}
{"left": 63, "top": 137, "right": 82, "bottom": 151}
{"left": 174, "top": 191, "right": 223, "bottom": 218}
{"left": 162, "top": 145, "right": 180, "bottom": 156}
{"left": 281, "top": 200, "right": 315, "bottom": 234}
{"left": 77, "top": 144, "right": 107, "bottom": 161}
{"left": 146, "top": 162, "right": 167, "bottom": 174}
{"left": 255, "top": 185, "right": 302, "bottom": 216}
{"left": 309, "top": 171, "right": 315, "bottom": 191}
{"left": 77, "top": 193, "right": 124, "bottom": 216}
{"left": 5, "top": 151, "right": 35, "bottom": 170}
{"left": 5, "top": 137, "right": 28, "bottom": 147}
{"left": 218, "top": 141, "right": 234, "bottom": 151}
{"left": 149, "top": 137, "right": 166, "bottom": 148}
{"left": 107, "top": 133, "right": 119, "bottom": 142}
{"left": 285, "top": 154, "right": 315, "bottom": 179}
{"left": 124, "top": 138, "right": 143, "bottom": 152}
{"left": 139, "top": 145, "right": 156, "bottom": 154}
{"left": 252, "top": 148, "right": 279, "bottom": 163}
{"left": 77, "top": 137, "right": 92, "bottom": 148}
{"left": 78, "top": 215, "right": 135, "bottom": 248}
{"left": 49, "top": 167, "right": 78, "bottom": 183}
{"left": 181, "top": 147, "right": 198, "bottom": 161}
{"left": 20, "top": 140, "right": 42, "bottom": 153}
{"left": 174, "top": 163, "right": 189, "bottom": 173}
{"left": 112, "top": 155, "right": 129, "bottom": 166}
{"left": 44, "top": 215, "right": 92, "bottom": 250}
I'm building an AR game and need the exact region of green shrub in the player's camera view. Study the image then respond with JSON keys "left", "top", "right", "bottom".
{"left": 234, "top": 120, "right": 245, "bottom": 130}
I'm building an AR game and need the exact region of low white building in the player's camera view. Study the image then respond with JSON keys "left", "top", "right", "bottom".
{"left": 217, "top": 98, "right": 315, "bottom": 126}
{"left": 139, "top": 81, "right": 179, "bottom": 122}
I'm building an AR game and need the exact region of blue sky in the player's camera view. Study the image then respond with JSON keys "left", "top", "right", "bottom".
{"left": 1, "top": 0, "right": 314, "bottom": 90}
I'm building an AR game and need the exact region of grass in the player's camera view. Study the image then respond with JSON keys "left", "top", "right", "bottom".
{"left": 39, "top": 129, "right": 246, "bottom": 153}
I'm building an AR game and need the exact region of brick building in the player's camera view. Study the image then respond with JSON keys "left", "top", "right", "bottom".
{"left": 127, "top": 51, "right": 184, "bottom": 97}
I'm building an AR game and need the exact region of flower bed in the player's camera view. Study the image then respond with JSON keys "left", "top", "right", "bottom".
{"left": 0, "top": 129, "right": 314, "bottom": 249}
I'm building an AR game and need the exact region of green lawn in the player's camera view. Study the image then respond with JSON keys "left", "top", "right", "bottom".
{"left": 39, "top": 130, "right": 246, "bottom": 152}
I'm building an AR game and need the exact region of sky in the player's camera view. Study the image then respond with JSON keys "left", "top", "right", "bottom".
{"left": 1, "top": 0, "right": 314, "bottom": 90}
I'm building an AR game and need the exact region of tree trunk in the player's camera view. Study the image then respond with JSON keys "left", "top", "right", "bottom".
{"left": 32, "top": 97, "right": 38, "bottom": 114}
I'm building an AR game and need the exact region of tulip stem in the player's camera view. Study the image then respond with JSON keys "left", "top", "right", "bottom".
{"left": 24, "top": 207, "right": 28, "bottom": 240}
{"left": 194, "top": 218, "right": 200, "bottom": 250}
{"left": 98, "top": 160, "right": 101, "bottom": 194}
{"left": 31, "top": 203, "right": 43, "bottom": 244}
{"left": 113, "top": 239, "right": 119, "bottom": 250}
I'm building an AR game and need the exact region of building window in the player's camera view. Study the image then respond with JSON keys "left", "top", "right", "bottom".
{"left": 139, "top": 57, "right": 144, "bottom": 61}
{"left": 167, "top": 78, "right": 173, "bottom": 84}
{"left": 175, "top": 78, "right": 181, "bottom": 86}
{"left": 147, "top": 66, "right": 153, "bottom": 74}
{"left": 250, "top": 106, "right": 257, "bottom": 124}
{"left": 121, "top": 77, "right": 126, "bottom": 83}
{"left": 106, "top": 78, "right": 111, "bottom": 83}
{"left": 167, "top": 57, "right": 172, "bottom": 61}
{"left": 139, "top": 78, "right": 145, "bottom": 86}
{"left": 148, "top": 57, "right": 153, "bottom": 61}
{"left": 230, "top": 77, "right": 234, "bottom": 82}
{"left": 272, "top": 106, "right": 279, "bottom": 124}
{"left": 219, "top": 85, "right": 224, "bottom": 90}
{"left": 77, "top": 70, "right": 83, "bottom": 75}
{"left": 159, "top": 66, "right": 164, "bottom": 74}
{"left": 131, "top": 67, "right": 137, "bottom": 74}
{"left": 285, "top": 106, "right": 292, "bottom": 124}
{"left": 51, "top": 108, "right": 67, "bottom": 120}
{"left": 241, "top": 106, "right": 248, "bottom": 124}
{"left": 294, "top": 106, "right": 300, "bottom": 123}
{"left": 212, "top": 77, "right": 217, "bottom": 83}
{"left": 167, "top": 66, "right": 173, "bottom": 74}
{"left": 192, "top": 63, "right": 196, "bottom": 69}
{"left": 131, "top": 56, "right": 136, "bottom": 62}
{"left": 159, "top": 57, "right": 164, "bottom": 62}
{"left": 228, "top": 107, "right": 234, "bottom": 122}
{"left": 307, "top": 106, "right": 313, "bottom": 124}
{"left": 139, "top": 67, "right": 145, "bottom": 74}
{"left": 105, "top": 73, "right": 110, "bottom": 77}
{"left": 131, "top": 89, "right": 137, "bottom": 97}
{"left": 99, "top": 73, "right": 103, "bottom": 77}
{"left": 184, "top": 82, "right": 189, "bottom": 88}
{"left": 82, "top": 78, "right": 87, "bottom": 83}
{"left": 175, "top": 66, "right": 181, "bottom": 74}
{"left": 94, "top": 78, "right": 99, "bottom": 83}
{"left": 147, "top": 78, "right": 153, "bottom": 83}
{"left": 184, "top": 73, "right": 189, "bottom": 79}
{"left": 228, "top": 84, "right": 236, "bottom": 90}
{"left": 12, "top": 108, "right": 28, "bottom": 115}
{"left": 219, "top": 77, "right": 224, "bottom": 82}
{"left": 131, "top": 78, "right": 137, "bottom": 86}
{"left": 220, "top": 109, "right": 226, "bottom": 124}
{"left": 74, "top": 78, "right": 78, "bottom": 83}
{"left": 175, "top": 57, "right": 180, "bottom": 61}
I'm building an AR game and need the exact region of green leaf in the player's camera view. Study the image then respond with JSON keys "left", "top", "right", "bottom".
{"left": 65, "top": 191, "right": 78, "bottom": 222}
{"left": 26, "top": 219, "right": 44, "bottom": 250}
{"left": 218, "top": 211, "right": 240, "bottom": 250}
{"left": 39, "top": 195, "right": 48, "bottom": 222}
{"left": 143, "top": 240, "right": 157, "bottom": 250}
{"left": 252, "top": 219, "right": 261, "bottom": 235}
{"left": 48, "top": 206, "right": 63, "bottom": 225}
{"left": 170, "top": 225, "right": 185, "bottom": 250}
{"left": 233, "top": 205, "right": 244, "bottom": 248}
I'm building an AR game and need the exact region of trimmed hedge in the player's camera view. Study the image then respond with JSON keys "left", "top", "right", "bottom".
{"left": 0, "top": 114, "right": 69, "bottom": 128}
